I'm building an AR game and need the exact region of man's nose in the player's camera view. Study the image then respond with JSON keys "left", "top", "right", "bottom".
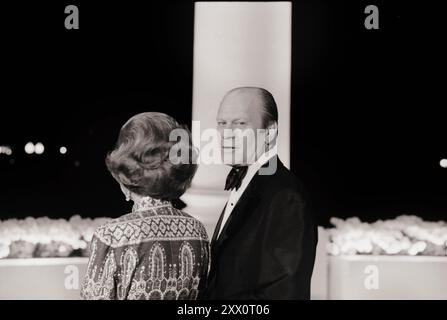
{"left": 221, "top": 127, "right": 236, "bottom": 139}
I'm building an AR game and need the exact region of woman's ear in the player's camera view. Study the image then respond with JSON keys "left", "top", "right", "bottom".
{"left": 119, "top": 184, "right": 131, "bottom": 201}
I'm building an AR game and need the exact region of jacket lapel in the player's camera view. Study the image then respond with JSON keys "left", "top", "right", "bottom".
{"left": 213, "top": 156, "right": 280, "bottom": 251}
{"left": 210, "top": 203, "right": 227, "bottom": 250}
{"left": 214, "top": 177, "right": 259, "bottom": 249}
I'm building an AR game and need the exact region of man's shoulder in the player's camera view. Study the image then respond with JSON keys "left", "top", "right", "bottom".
{"left": 250, "top": 159, "right": 313, "bottom": 222}
{"left": 255, "top": 157, "right": 306, "bottom": 195}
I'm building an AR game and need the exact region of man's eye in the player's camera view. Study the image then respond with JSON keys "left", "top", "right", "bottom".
{"left": 237, "top": 122, "right": 246, "bottom": 126}
{"left": 217, "top": 121, "right": 226, "bottom": 126}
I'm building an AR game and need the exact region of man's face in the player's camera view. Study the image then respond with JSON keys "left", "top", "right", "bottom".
{"left": 216, "top": 91, "right": 267, "bottom": 166}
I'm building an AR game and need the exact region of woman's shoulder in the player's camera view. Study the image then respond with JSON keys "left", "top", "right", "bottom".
{"left": 93, "top": 209, "right": 209, "bottom": 248}
{"left": 92, "top": 212, "right": 140, "bottom": 236}
{"left": 165, "top": 208, "right": 209, "bottom": 241}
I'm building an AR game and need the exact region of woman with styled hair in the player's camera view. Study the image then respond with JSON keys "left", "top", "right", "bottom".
{"left": 80, "top": 112, "right": 209, "bottom": 300}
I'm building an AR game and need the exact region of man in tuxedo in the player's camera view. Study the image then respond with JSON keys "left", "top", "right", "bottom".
{"left": 202, "top": 87, "right": 318, "bottom": 300}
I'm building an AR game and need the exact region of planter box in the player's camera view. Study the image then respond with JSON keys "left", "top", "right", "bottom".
{"left": 0, "top": 228, "right": 329, "bottom": 300}
{"left": 0, "top": 257, "right": 88, "bottom": 300}
{"left": 3, "top": 232, "right": 445, "bottom": 300}
{"left": 328, "top": 255, "right": 447, "bottom": 300}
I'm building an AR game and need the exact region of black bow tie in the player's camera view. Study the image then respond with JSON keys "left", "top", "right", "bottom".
{"left": 224, "top": 166, "right": 249, "bottom": 191}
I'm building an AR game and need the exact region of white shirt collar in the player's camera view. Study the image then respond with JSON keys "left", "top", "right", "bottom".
{"left": 235, "top": 145, "right": 278, "bottom": 195}
{"left": 218, "top": 146, "right": 278, "bottom": 238}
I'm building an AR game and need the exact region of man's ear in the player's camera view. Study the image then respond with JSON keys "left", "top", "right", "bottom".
{"left": 266, "top": 122, "right": 278, "bottom": 144}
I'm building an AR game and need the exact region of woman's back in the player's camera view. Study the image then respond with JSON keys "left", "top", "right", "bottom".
{"left": 81, "top": 197, "right": 209, "bottom": 300}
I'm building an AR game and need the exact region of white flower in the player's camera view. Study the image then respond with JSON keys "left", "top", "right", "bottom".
{"left": 407, "top": 241, "right": 427, "bottom": 256}
{"left": 326, "top": 242, "right": 340, "bottom": 256}
{"left": 0, "top": 242, "right": 10, "bottom": 259}
{"left": 0, "top": 215, "right": 112, "bottom": 258}
{"left": 327, "top": 215, "right": 447, "bottom": 256}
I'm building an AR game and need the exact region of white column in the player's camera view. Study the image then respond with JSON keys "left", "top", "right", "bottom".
{"left": 182, "top": 2, "right": 292, "bottom": 236}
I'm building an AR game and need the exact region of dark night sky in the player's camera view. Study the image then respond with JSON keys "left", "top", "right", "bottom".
{"left": 0, "top": 1, "right": 445, "bottom": 226}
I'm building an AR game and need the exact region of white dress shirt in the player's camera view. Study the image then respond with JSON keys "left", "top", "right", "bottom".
{"left": 217, "top": 146, "right": 278, "bottom": 238}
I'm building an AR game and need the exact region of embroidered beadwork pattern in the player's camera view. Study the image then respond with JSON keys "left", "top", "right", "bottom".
{"left": 132, "top": 197, "right": 172, "bottom": 212}
{"left": 95, "top": 214, "right": 208, "bottom": 248}
{"left": 81, "top": 241, "right": 117, "bottom": 300}
{"left": 80, "top": 197, "right": 210, "bottom": 300}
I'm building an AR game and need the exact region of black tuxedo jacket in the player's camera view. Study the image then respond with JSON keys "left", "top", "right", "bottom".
{"left": 201, "top": 156, "right": 318, "bottom": 300}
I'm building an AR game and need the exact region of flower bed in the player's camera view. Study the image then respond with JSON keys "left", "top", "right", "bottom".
{"left": 326, "top": 215, "right": 447, "bottom": 256}
{"left": 0, "top": 216, "right": 110, "bottom": 259}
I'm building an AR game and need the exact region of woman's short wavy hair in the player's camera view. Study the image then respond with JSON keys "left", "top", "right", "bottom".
{"left": 106, "top": 112, "right": 197, "bottom": 201}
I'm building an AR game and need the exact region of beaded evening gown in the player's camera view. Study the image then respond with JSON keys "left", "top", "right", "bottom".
{"left": 80, "top": 197, "right": 210, "bottom": 300}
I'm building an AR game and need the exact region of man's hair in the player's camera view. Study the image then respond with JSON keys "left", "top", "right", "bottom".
{"left": 227, "top": 87, "right": 278, "bottom": 128}
{"left": 257, "top": 88, "right": 278, "bottom": 128}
